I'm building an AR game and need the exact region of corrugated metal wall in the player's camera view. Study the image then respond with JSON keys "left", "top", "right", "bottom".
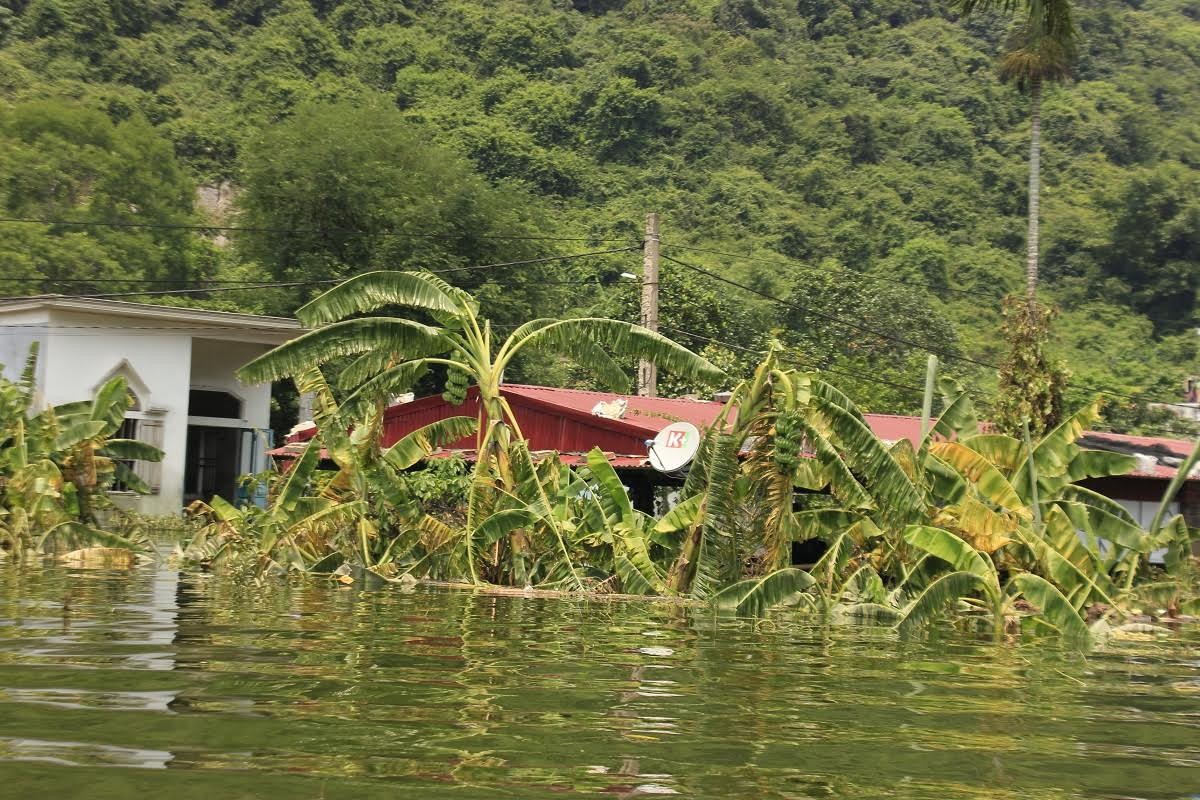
{"left": 381, "top": 389, "right": 649, "bottom": 456}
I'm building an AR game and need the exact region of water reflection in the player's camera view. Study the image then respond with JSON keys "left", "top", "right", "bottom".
{"left": 0, "top": 556, "right": 1197, "bottom": 799}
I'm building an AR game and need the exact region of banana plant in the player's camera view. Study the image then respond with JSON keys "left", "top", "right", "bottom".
{"left": 1, "top": 345, "right": 160, "bottom": 559}
{"left": 897, "top": 525, "right": 1090, "bottom": 641}
{"left": 237, "top": 271, "right": 721, "bottom": 587}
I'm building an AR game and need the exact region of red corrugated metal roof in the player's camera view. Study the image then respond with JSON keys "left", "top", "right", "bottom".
{"left": 275, "top": 383, "right": 1197, "bottom": 482}
{"left": 1079, "top": 430, "right": 1193, "bottom": 458}
{"left": 501, "top": 384, "right": 727, "bottom": 433}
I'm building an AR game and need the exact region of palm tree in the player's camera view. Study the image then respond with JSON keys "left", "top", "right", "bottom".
{"left": 237, "top": 270, "right": 723, "bottom": 586}
{"left": 953, "top": 0, "right": 1078, "bottom": 315}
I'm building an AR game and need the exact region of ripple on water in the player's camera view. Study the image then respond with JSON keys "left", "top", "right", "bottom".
{"left": 0, "top": 560, "right": 1198, "bottom": 800}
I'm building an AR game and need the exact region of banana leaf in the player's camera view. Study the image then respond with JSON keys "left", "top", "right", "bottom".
{"left": 896, "top": 571, "right": 986, "bottom": 634}
{"left": 295, "top": 270, "right": 463, "bottom": 326}
{"left": 929, "top": 441, "right": 1025, "bottom": 513}
{"left": 712, "top": 567, "right": 817, "bottom": 617}
{"left": 1013, "top": 400, "right": 1102, "bottom": 500}
{"left": 1009, "top": 573, "right": 1091, "bottom": 640}
{"left": 383, "top": 416, "right": 478, "bottom": 470}
{"left": 961, "top": 434, "right": 1024, "bottom": 473}
{"left": 903, "top": 525, "right": 996, "bottom": 583}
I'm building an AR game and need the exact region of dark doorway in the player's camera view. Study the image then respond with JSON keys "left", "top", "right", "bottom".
{"left": 184, "top": 426, "right": 242, "bottom": 504}
{"left": 188, "top": 390, "right": 242, "bottom": 418}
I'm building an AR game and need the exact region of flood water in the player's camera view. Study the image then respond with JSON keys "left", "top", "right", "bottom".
{"left": 0, "top": 555, "right": 1197, "bottom": 800}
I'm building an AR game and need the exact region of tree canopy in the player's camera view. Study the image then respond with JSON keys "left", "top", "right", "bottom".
{"left": 0, "top": 0, "right": 1195, "bottom": 432}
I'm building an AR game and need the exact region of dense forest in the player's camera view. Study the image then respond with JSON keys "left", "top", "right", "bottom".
{"left": 0, "top": 0, "right": 1196, "bottom": 434}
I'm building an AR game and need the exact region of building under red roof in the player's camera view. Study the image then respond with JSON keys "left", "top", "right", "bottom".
{"left": 273, "top": 383, "right": 1198, "bottom": 526}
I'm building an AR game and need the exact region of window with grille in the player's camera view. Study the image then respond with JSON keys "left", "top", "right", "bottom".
{"left": 110, "top": 416, "right": 163, "bottom": 494}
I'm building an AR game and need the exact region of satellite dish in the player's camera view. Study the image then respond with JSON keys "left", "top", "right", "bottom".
{"left": 648, "top": 421, "right": 701, "bottom": 473}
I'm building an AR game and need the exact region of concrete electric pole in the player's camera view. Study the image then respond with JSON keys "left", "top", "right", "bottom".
{"left": 637, "top": 212, "right": 660, "bottom": 397}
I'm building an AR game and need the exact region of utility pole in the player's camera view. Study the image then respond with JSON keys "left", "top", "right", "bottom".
{"left": 637, "top": 212, "right": 660, "bottom": 397}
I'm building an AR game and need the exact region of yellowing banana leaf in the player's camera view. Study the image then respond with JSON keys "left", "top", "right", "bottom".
{"left": 929, "top": 441, "right": 1026, "bottom": 513}
{"left": 961, "top": 433, "right": 1024, "bottom": 472}
{"left": 936, "top": 496, "right": 1017, "bottom": 553}
{"left": 903, "top": 525, "right": 996, "bottom": 583}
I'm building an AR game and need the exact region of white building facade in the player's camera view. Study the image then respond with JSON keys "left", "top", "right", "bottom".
{"left": 0, "top": 297, "right": 301, "bottom": 514}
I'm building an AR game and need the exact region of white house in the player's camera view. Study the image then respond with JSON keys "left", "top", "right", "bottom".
{"left": 0, "top": 296, "right": 302, "bottom": 514}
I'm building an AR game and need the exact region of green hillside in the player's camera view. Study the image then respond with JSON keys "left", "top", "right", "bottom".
{"left": 0, "top": 0, "right": 1196, "bottom": 433}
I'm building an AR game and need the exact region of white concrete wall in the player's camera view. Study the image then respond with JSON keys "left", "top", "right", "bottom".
{"left": 0, "top": 308, "right": 48, "bottom": 403}
{"left": 39, "top": 309, "right": 193, "bottom": 515}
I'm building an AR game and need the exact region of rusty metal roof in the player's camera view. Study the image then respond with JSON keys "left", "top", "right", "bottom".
{"left": 271, "top": 383, "right": 1197, "bottom": 482}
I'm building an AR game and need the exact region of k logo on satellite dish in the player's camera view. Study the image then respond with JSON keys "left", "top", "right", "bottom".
{"left": 649, "top": 422, "right": 701, "bottom": 472}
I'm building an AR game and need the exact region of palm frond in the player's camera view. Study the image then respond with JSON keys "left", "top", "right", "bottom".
{"left": 238, "top": 318, "right": 449, "bottom": 384}
{"left": 295, "top": 271, "right": 461, "bottom": 326}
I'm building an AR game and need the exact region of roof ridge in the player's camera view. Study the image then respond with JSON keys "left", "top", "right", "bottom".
{"left": 502, "top": 383, "right": 723, "bottom": 404}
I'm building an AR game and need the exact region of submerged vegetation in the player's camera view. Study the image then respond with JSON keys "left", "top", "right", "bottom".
{"left": 0, "top": 345, "right": 162, "bottom": 558}
{"left": 179, "top": 276, "right": 1199, "bottom": 646}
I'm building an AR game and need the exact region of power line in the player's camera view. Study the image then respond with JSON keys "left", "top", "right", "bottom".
{"left": 658, "top": 323, "right": 928, "bottom": 401}
{"left": 660, "top": 251, "right": 993, "bottom": 369}
{"left": 656, "top": 323, "right": 1194, "bottom": 440}
{"left": 662, "top": 242, "right": 1005, "bottom": 301}
{"left": 0, "top": 248, "right": 639, "bottom": 301}
{"left": 0, "top": 216, "right": 634, "bottom": 242}
{"left": 659, "top": 252, "right": 1199, "bottom": 413}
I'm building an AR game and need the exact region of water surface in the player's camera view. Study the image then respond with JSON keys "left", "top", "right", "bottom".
{"left": 0, "top": 556, "right": 1197, "bottom": 799}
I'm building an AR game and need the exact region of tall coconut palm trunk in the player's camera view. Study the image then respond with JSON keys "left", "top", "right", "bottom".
{"left": 1025, "top": 75, "right": 1042, "bottom": 317}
